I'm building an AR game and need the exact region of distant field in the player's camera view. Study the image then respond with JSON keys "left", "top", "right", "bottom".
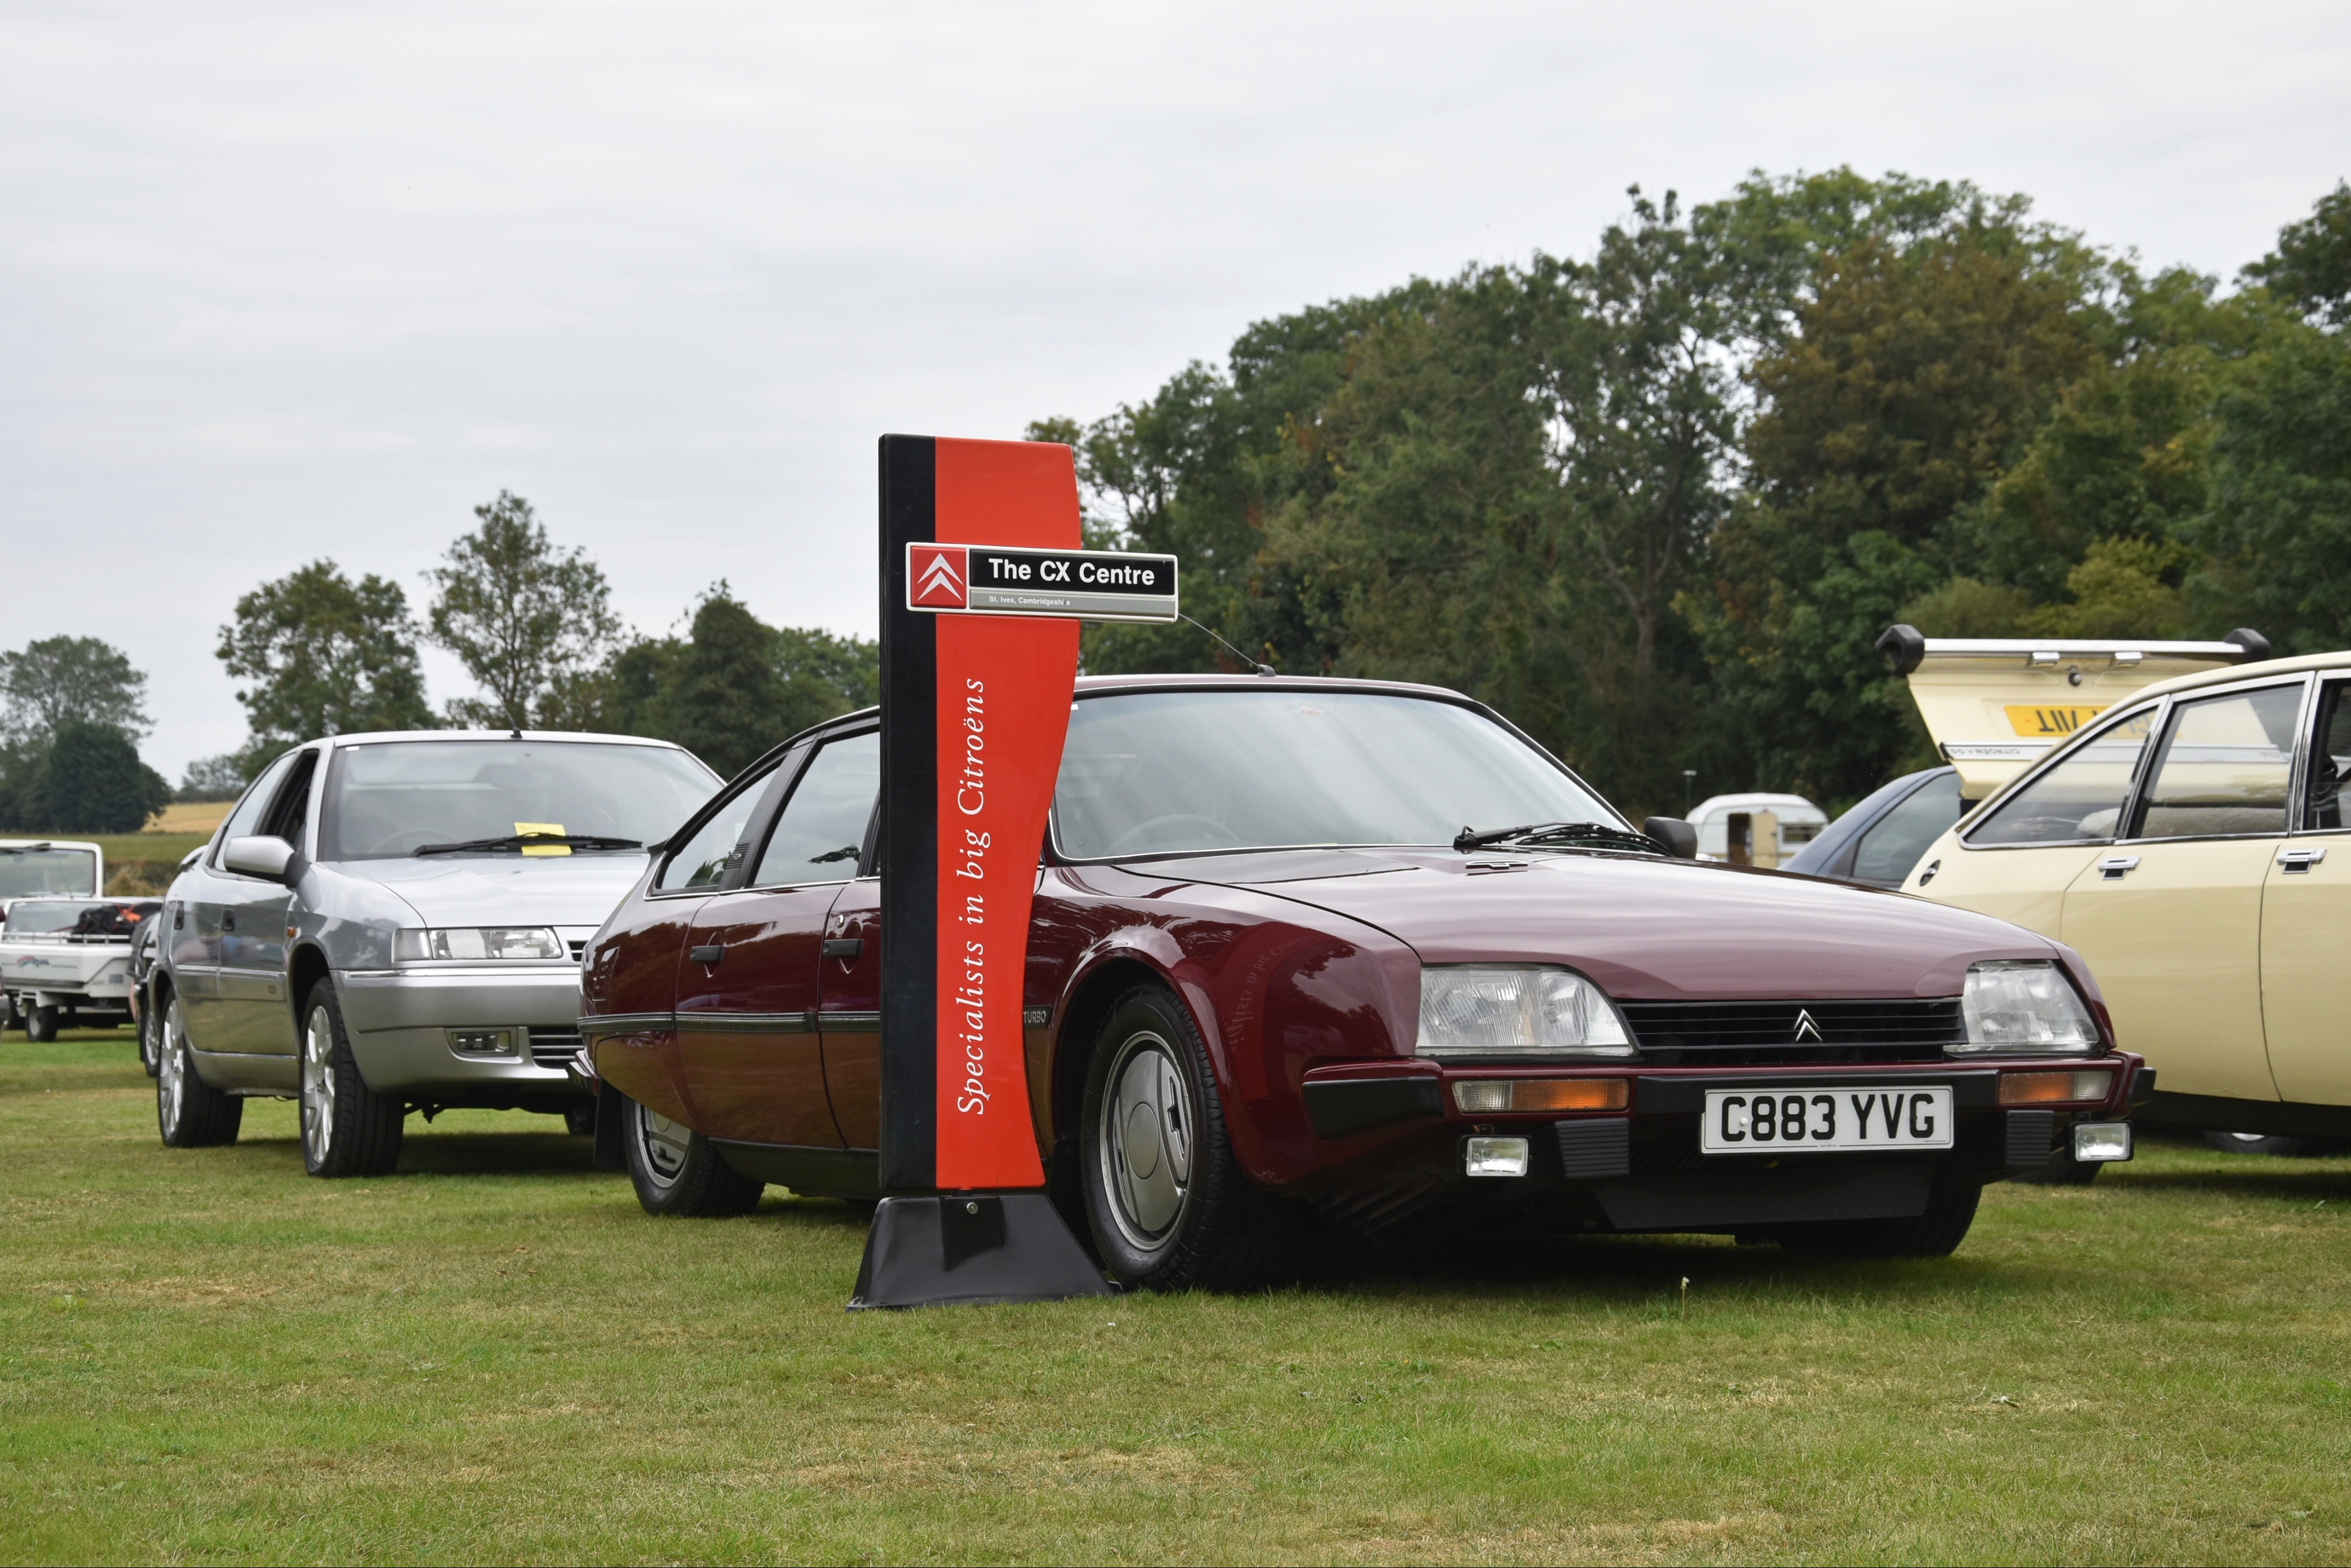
{"left": 146, "top": 802, "right": 229, "bottom": 835}
{"left": 3, "top": 1031, "right": 2348, "bottom": 1565}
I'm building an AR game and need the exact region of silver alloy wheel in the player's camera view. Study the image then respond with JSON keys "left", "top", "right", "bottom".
{"left": 635, "top": 1101, "right": 690, "bottom": 1186}
{"left": 1099, "top": 1030, "right": 1194, "bottom": 1248}
{"left": 158, "top": 999, "right": 186, "bottom": 1139}
{"left": 301, "top": 1003, "right": 337, "bottom": 1167}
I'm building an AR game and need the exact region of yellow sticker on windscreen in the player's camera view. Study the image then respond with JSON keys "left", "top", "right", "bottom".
{"left": 515, "top": 821, "right": 569, "bottom": 856}
{"left": 2005, "top": 704, "right": 2107, "bottom": 739}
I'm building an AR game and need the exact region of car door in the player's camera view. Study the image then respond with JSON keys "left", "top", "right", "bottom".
{"left": 177, "top": 749, "right": 301, "bottom": 1054}
{"left": 213, "top": 746, "right": 320, "bottom": 1055}
{"left": 591, "top": 759, "right": 784, "bottom": 1124}
{"left": 2261, "top": 675, "right": 2351, "bottom": 1106}
{"left": 674, "top": 731, "right": 878, "bottom": 1148}
{"left": 1914, "top": 706, "right": 2158, "bottom": 937}
{"left": 2060, "top": 677, "right": 2306, "bottom": 1102}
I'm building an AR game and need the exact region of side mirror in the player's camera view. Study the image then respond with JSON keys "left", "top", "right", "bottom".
{"left": 223, "top": 834, "right": 296, "bottom": 883}
{"left": 1643, "top": 816, "right": 1699, "bottom": 860}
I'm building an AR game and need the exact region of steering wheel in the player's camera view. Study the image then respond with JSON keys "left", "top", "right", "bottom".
{"left": 1106, "top": 814, "right": 1243, "bottom": 854}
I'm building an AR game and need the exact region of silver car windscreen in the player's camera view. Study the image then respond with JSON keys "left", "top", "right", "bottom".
{"left": 1052, "top": 690, "right": 1618, "bottom": 859}
{"left": 319, "top": 741, "right": 718, "bottom": 860}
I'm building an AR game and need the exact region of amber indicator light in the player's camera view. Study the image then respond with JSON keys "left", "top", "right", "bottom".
{"left": 1998, "top": 1068, "right": 2112, "bottom": 1106}
{"left": 1453, "top": 1078, "right": 1630, "bottom": 1114}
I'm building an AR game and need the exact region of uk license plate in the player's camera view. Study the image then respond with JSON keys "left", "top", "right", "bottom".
{"left": 1701, "top": 1086, "right": 1955, "bottom": 1153}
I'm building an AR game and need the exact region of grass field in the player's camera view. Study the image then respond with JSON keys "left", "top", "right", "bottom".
{"left": 4, "top": 1032, "right": 2348, "bottom": 1566}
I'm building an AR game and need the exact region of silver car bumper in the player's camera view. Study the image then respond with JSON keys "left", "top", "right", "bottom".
{"left": 336, "top": 965, "right": 588, "bottom": 1095}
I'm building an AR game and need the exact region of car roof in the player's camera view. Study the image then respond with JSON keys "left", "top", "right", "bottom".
{"left": 1689, "top": 792, "right": 1827, "bottom": 821}
{"left": 2122, "top": 648, "right": 2351, "bottom": 706}
{"left": 308, "top": 730, "right": 700, "bottom": 750}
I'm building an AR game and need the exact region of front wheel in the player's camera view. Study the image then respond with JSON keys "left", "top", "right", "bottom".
{"left": 298, "top": 980, "right": 404, "bottom": 1177}
{"left": 1775, "top": 1180, "right": 1981, "bottom": 1259}
{"left": 157, "top": 996, "right": 242, "bottom": 1148}
{"left": 1078, "top": 984, "right": 1291, "bottom": 1291}
{"left": 621, "top": 1095, "right": 763, "bottom": 1216}
{"left": 25, "top": 1005, "right": 58, "bottom": 1043}
{"left": 2203, "top": 1130, "right": 2335, "bottom": 1158}
{"left": 138, "top": 996, "right": 163, "bottom": 1077}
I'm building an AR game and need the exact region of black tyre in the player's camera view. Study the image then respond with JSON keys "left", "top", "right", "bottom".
{"left": 298, "top": 979, "right": 404, "bottom": 1177}
{"left": 1078, "top": 983, "right": 1291, "bottom": 1291}
{"left": 156, "top": 994, "right": 242, "bottom": 1148}
{"left": 0, "top": 994, "right": 17, "bottom": 1033}
{"left": 1775, "top": 1180, "right": 1981, "bottom": 1259}
{"left": 621, "top": 1094, "right": 763, "bottom": 1216}
{"left": 25, "top": 1005, "right": 59, "bottom": 1043}
{"left": 137, "top": 996, "right": 163, "bottom": 1078}
{"left": 562, "top": 1102, "right": 597, "bottom": 1137}
{"left": 2203, "top": 1130, "right": 2337, "bottom": 1158}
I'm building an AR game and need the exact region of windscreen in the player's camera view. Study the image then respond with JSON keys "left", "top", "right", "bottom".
{"left": 1053, "top": 690, "right": 1619, "bottom": 858}
{"left": 0, "top": 846, "right": 99, "bottom": 900}
{"left": 319, "top": 741, "right": 718, "bottom": 861}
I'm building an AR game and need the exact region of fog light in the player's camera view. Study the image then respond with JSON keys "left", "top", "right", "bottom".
{"left": 1999, "top": 1068, "right": 2113, "bottom": 1105}
{"left": 447, "top": 1028, "right": 515, "bottom": 1056}
{"left": 2072, "top": 1122, "right": 2132, "bottom": 1163}
{"left": 1453, "top": 1078, "right": 1630, "bottom": 1113}
{"left": 1464, "top": 1136, "right": 1530, "bottom": 1178}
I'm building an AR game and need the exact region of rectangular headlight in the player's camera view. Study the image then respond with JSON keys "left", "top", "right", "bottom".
{"left": 396, "top": 926, "right": 565, "bottom": 962}
{"left": 1952, "top": 960, "right": 2098, "bottom": 1055}
{"left": 1417, "top": 966, "right": 1633, "bottom": 1059}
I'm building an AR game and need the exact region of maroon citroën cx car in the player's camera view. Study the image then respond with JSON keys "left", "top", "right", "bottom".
{"left": 580, "top": 676, "right": 2145, "bottom": 1289}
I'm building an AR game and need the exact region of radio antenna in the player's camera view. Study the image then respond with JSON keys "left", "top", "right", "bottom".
{"left": 1179, "top": 613, "right": 1276, "bottom": 677}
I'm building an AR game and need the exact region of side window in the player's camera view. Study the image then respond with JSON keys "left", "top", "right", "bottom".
{"left": 1968, "top": 708, "right": 2155, "bottom": 848}
{"left": 1852, "top": 771, "right": 1963, "bottom": 883}
{"left": 654, "top": 761, "right": 787, "bottom": 893}
{"left": 2130, "top": 683, "right": 2302, "bottom": 841}
{"left": 751, "top": 732, "right": 879, "bottom": 887}
{"left": 258, "top": 750, "right": 320, "bottom": 846}
{"left": 210, "top": 752, "right": 301, "bottom": 868}
{"left": 2307, "top": 682, "right": 2349, "bottom": 832}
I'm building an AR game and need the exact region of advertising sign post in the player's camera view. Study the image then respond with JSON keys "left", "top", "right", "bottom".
{"left": 849, "top": 434, "right": 1178, "bottom": 1309}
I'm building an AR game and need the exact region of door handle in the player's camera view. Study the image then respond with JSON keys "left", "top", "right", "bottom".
{"left": 2279, "top": 846, "right": 2328, "bottom": 873}
{"left": 822, "top": 937, "right": 864, "bottom": 961}
{"left": 2097, "top": 856, "right": 2140, "bottom": 880}
{"left": 688, "top": 944, "right": 723, "bottom": 965}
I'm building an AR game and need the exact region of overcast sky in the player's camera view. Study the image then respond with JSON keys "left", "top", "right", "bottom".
{"left": 3, "top": 1, "right": 2345, "bottom": 779}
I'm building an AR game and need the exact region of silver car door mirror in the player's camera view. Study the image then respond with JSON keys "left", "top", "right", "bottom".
{"left": 222, "top": 834, "right": 296, "bottom": 883}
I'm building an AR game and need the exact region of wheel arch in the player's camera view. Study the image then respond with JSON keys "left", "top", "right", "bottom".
{"left": 1048, "top": 953, "right": 1181, "bottom": 1164}
{"left": 289, "top": 942, "right": 333, "bottom": 1023}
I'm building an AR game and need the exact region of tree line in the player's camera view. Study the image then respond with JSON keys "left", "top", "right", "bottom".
{"left": 0, "top": 496, "right": 878, "bottom": 832}
{"left": 201, "top": 491, "right": 879, "bottom": 788}
{"left": 1035, "top": 169, "right": 2351, "bottom": 817}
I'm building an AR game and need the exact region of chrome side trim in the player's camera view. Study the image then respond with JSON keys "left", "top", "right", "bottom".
{"left": 819, "top": 1010, "right": 881, "bottom": 1030}
{"left": 578, "top": 1011, "right": 676, "bottom": 1036}
{"left": 676, "top": 1010, "right": 815, "bottom": 1034}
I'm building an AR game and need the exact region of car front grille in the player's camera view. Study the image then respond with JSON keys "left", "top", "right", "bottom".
{"left": 567, "top": 940, "right": 588, "bottom": 962}
{"left": 1618, "top": 998, "right": 1962, "bottom": 1067}
{"left": 528, "top": 1028, "right": 585, "bottom": 1069}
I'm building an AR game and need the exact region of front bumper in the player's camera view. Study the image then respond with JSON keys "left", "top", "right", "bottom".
{"left": 1298, "top": 1054, "right": 2146, "bottom": 1233}
{"left": 336, "top": 964, "right": 590, "bottom": 1096}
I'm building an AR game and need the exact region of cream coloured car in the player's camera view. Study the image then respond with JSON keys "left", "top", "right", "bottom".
{"left": 1902, "top": 651, "right": 2350, "bottom": 1156}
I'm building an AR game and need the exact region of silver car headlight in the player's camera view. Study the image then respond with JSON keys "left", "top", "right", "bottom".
{"left": 395, "top": 926, "right": 565, "bottom": 962}
{"left": 1952, "top": 960, "right": 2099, "bottom": 1055}
{"left": 1416, "top": 965, "right": 1634, "bottom": 1059}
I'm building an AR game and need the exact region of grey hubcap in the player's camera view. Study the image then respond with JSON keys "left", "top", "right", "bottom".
{"left": 636, "top": 1102, "right": 689, "bottom": 1185}
{"left": 1100, "top": 1032, "right": 1193, "bottom": 1247}
{"left": 301, "top": 1005, "right": 336, "bottom": 1166}
{"left": 158, "top": 1000, "right": 186, "bottom": 1137}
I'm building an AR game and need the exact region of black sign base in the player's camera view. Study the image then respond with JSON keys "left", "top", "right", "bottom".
{"left": 848, "top": 1194, "right": 1113, "bottom": 1310}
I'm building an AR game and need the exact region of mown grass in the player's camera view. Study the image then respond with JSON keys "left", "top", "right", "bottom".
{"left": 3, "top": 1032, "right": 2348, "bottom": 1566}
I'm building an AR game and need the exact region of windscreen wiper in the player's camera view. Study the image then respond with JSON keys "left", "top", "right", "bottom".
{"left": 413, "top": 833, "right": 642, "bottom": 856}
{"left": 1453, "top": 821, "right": 1662, "bottom": 854}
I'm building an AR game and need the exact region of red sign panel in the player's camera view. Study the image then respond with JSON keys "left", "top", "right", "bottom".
{"left": 927, "top": 439, "right": 1079, "bottom": 1190}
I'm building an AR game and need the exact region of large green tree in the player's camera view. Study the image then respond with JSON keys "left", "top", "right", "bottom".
{"left": 0, "top": 636, "right": 150, "bottom": 746}
{"left": 37, "top": 720, "right": 172, "bottom": 833}
{"left": 216, "top": 560, "right": 434, "bottom": 753}
{"left": 425, "top": 493, "right": 622, "bottom": 730}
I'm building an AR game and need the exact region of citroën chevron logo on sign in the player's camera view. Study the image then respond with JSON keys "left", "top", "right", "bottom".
{"left": 1791, "top": 1008, "right": 1822, "bottom": 1043}
{"left": 910, "top": 545, "right": 968, "bottom": 609}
